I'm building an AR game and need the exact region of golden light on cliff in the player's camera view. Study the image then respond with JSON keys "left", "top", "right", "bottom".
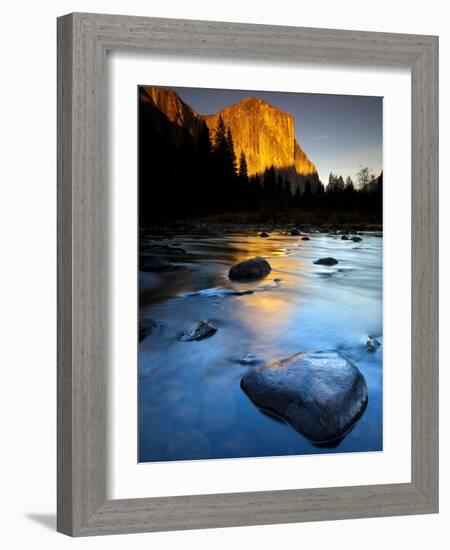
{"left": 142, "top": 86, "right": 320, "bottom": 189}
{"left": 204, "top": 97, "right": 318, "bottom": 181}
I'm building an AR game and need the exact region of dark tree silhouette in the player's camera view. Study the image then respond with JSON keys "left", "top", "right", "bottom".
{"left": 239, "top": 151, "right": 248, "bottom": 180}
{"left": 226, "top": 127, "right": 237, "bottom": 179}
{"left": 138, "top": 88, "right": 382, "bottom": 226}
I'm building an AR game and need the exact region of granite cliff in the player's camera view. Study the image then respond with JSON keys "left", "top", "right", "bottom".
{"left": 204, "top": 97, "right": 319, "bottom": 193}
{"left": 139, "top": 86, "right": 320, "bottom": 193}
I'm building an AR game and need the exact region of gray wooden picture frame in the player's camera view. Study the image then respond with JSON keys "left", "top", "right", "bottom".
{"left": 57, "top": 12, "right": 439, "bottom": 537}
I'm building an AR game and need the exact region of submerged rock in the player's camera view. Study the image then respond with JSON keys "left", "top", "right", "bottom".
{"left": 352, "top": 236, "right": 362, "bottom": 242}
{"left": 178, "top": 320, "right": 217, "bottom": 342}
{"left": 229, "top": 256, "right": 272, "bottom": 281}
{"left": 141, "top": 244, "right": 186, "bottom": 255}
{"left": 234, "top": 353, "right": 261, "bottom": 366}
{"left": 241, "top": 351, "right": 368, "bottom": 442}
{"left": 301, "top": 236, "right": 310, "bottom": 241}
{"left": 290, "top": 228, "right": 300, "bottom": 236}
{"left": 139, "top": 319, "right": 158, "bottom": 341}
{"left": 140, "top": 256, "right": 174, "bottom": 272}
{"left": 231, "top": 289, "right": 254, "bottom": 296}
{"left": 366, "top": 336, "right": 381, "bottom": 352}
{"left": 259, "top": 231, "right": 270, "bottom": 238}
{"left": 314, "top": 257, "right": 338, "bottom": 266}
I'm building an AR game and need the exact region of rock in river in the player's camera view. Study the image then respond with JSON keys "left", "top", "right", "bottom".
{"left": 366, "top": 336, "right": 381, "bottom": 352}
{"left": 290, "top": 228, "right": 300, "bottom": 236}
{"left": 341, "top": 235, "right": 349, "bottom": 240}
{"left": 178, "top": 320, "right": 217, "bottom": 342}
{"left": 241, "top": 351, "right": 368, "bottom": 443}
{"left": 229, "top": 256, "right": 272, "bottom": 281}
{"left": 259, "top": 231, "right": 270, "bottom": 238}
{"left": 233, "top": 353, "right": 261, "bottom": 366}
{"left": 139, "top": 319, "right": 158, "bottom": 341}
{"left": 352, "top": 236, "right": 362, "bottom": 242}
{"left": 314, "top": 257, "right": 338, "bottom": 266}
{"left": 301, "top": 236, "right": 310, "bottom": 241}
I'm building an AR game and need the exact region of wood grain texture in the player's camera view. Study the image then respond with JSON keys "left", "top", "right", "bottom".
{"left": 57, "top": 12, "right": 439, "bottom": 536}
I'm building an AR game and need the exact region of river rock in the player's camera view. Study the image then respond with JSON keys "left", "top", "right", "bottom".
{"left": 139, "top": 319, "right": 158, "bottom": 341}
{"left": 352, "top": 236, "right": 362, "bottom": 242}
{"left": 259, "top": 231, "right": 270, "bottom": 238}
{"left": 366, "top": 336, "right": 381, "bottom": 352}
{"left": 234, "top": 353, "right": 261, "bottom": 366}
{"left": 301, "top": 236, "right": 310, "bottom": 241}
{"left": 231, "top": 289, "right": 254, "bottom": 296}
{"left": 229, "top": 256, "right": 272, "bottom": 281}
{"left": 341, "top": 235, "right": 349, "bottom": 240}
{"left": 314, "top": 257, "right": 338, "bottom": 266}
{"left": 290, "top": 228, "right": 300, "bottom": 236}
{"left": 178, "top": 320, "right": 217, "bottom": 342}
{"left": 241, "top": 351, "right": 368, "bottom": 442}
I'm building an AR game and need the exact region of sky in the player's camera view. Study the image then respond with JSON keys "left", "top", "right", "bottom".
{"left": 169, "top": 86, "right": 383, "bottom": 186}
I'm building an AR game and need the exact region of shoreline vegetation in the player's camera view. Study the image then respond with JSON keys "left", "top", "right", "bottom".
{"left": 139, "top": 220, "right": 383, "bottom": 238}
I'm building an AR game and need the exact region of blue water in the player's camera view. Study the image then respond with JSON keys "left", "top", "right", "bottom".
{"left": 138, "top": 231, "right": 383, "bottom": 462}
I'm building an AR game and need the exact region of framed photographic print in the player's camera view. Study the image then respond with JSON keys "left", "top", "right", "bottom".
{"left": 57, "top": 13, "right": 438, "bottom": 536}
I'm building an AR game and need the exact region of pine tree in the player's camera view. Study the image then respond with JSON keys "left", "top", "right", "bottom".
{"left": 263, "top": 166, "right": 277, "bottom": 221}
{"left": 328, "top": 172, "right": 335, "bottom": 190}
{"left": 303, "top": 180, "right": 312, "bottom": 208}
{"left": 196, "top": 120, "right": 212, "bottom": 215}
{"left": 214, "top": 115, "right": 227, "bottom": 152}
{"left": 198, "top": 120, "right": 212, "bottom": 158}
{"left": 212, "top": 116, "right": 230, "bottom": 212}
{"left": 357, "top": 166, "right": 370, "bottom": 190}
{"left": 239, "top": 150, "right": 248, "bottom": 180}
{"left": 226, "top": 127, "right": 237, "bottom": 178}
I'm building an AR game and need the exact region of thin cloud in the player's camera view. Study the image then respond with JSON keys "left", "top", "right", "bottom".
{"left": 314, "top": 133, "right": 331, "bottom": 141}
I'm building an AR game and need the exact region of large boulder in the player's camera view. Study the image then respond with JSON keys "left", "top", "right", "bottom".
{"left": 229, "top": 256, "right": 272, "bottom": 281}
{"left": 241, "top": 351, "right": 368, "bottom": 442}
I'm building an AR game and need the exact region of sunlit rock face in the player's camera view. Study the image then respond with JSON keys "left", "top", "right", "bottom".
{"left": 204, "top": 98, "right": 295, "bottom": 176}
{"left": 204, "top": 97, "right": 319, "bottom": 192}
{"left": 139, "top": 86, "right": 203, "bottom": 141}
{"left": 294, "top": 140, "right": 317, "bottom": 178}
{"left": 140, "top": 87, "right": 319, "bottom": 192}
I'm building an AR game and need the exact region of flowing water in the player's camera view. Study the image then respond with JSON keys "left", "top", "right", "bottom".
{"left": 138, "top": 230, "right": 383, "bottom": 462}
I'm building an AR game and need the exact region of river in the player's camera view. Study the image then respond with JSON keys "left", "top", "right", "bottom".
{"left": 138, "top": 229, "right": 383, "bottom": 462}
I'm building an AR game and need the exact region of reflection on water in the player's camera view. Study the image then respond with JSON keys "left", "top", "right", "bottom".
{"left": 139, "top": 231, "right": 383, "bottom": 462}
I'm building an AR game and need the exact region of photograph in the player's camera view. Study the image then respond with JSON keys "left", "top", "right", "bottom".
{"left": 138, "top": 84, "right": 383, "bottom": 463}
